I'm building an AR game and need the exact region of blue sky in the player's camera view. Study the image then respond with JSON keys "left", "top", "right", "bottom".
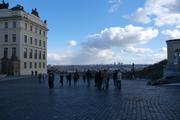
{"left": 5, "top": 0, "right": 180, "bottom": 65}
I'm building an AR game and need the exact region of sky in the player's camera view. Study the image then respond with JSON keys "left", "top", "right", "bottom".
{"left": 5, "top": 0, "right": 180, "bottom": 65}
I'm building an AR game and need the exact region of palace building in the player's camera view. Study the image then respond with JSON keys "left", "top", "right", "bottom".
{"left": 164, "top": 39, "right": 180, "bottom": 78}
{"left": 0, "top": 1, "right": 48, "bottom": 75}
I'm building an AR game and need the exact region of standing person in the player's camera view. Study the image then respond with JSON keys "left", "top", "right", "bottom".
{"left": 66, "top": 72, "right": 69, "bottom": 84}
{"left": 73, "top": 71, "right": 79, "bottom": 86}
{"left": 117, "top": 70, "right": 122, "bottom": 89}
{"left": 48, "top": 72, "right": 54, "bottom": 88}
{"left": 94, "top": 71, "right": 99, "bottom": 87}
{"left": 97, "top": 70, "right": 102, "bottom": 90}
{"left": 106, "top": 71, "right": 110, "bottom": 89}
{"left": 86, "top": 69, "right": 91, "bottom": 87}
{"left": 83, "top": 73, "right": 86, "bottom": 84}
{"left": 38, "top": 73, "right": 42, "bottom": 83}
{"left": 68, "top": 73, "right": 72, "bottom": 86}
{"left": 60, "top": 73, "right": 64, "bottom": 86}
{"left": 102, "top": 70, "right": 107, "bottom": 90}
{"left": 113, "top": 70, "right": 118, "bottom": 88}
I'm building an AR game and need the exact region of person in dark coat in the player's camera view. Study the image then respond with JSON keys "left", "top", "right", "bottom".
{"left": 83, "top": 73, "right": 86, "bottom": 84}
{"left": 66, "top": 73, "right": 69, "bottom": 84}
{"left": 38, "top": 73, "right": 42, "bottom": 83}
{"left": 113, "top": 70, "right": 118, "bottom": 88}
{"left": 68, "top": 73, "right": 72, "bottom": 86}
{"left": 48, "top": 72, "right": 54, "bottom": 88}
{"left": 94, "top": 71, "right": 99, "bottom": 87}
{"left": 60, "top": 73, "right": 64, "bottom": 86}
{"left": 73, "top": 71, "right": 79, "bottom": 86}
{"left": 86, "top": 69, "right": 92, "bottom": 87}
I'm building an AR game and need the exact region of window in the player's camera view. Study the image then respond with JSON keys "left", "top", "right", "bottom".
{"left": 29, "top": 49, "right": 33, "bottom": 58}
{"left": 39, "top": 51, "right": 41, "bottom": 59}
{"left": 24, "top": 35, "right": 27, "bottom": 43}
{"left": 39, "top": 62, "right": 41, "bottom": 68}
{"left": 30, "top": 37, "right": 33, "bottom": 44}
{"left": 30, "top": 25, "right": 33, "bottom": 31}
{"left": 43, "top": 63, "right": 45, "bottom": 68}
{"left": 34, "top": 50, "right": 37, "bottom": 59}
{"left": 24, "top": 48, "right": 27, "bottom": 58}
{"left": 39, "top": 40, "right": 41, "bottom": 46}
{"left": 13, "top": 21, "right": 16, "bottom": 28}
{"left": 43, "top": 51, "right": 46, "bottom": 60}
{"left": 24, "top": 62, "right": 27, "bottom": 69}
{"left": 34, "top": 62, "right": 37, "bottom": 69}
{"left": 29, "top": 62, "right": 32, "bottom": 69}
{"left": 4, "top": 22, "right": 8, "bottom": 28}
{"left": 25, "top": 23, "right": 28, "bottom": 30}
{"left": 39, "top": 29, "right": 41, "bottom": 35}
{"left": 43, "top": 31, "right": 46, "bottom": 36}
{"left": 35, "top": 27, "right": 38, "bottom": 33}
{"left": 4, "top": 34, "right": 8, "bottom": 42}
{"left": 43, "top": 41, "right": 45, "bottom": 47}
{"left": 12, "top": 47, "right": 16, "bottom": 57}
{"left": 4, "top": 48, "right": 8, "bottom": 58}
{"left": 35, "top": 39, "right": 37, "bottom": 45}
{"left": 12, "top": 34, "right": 16, "bottom": 42}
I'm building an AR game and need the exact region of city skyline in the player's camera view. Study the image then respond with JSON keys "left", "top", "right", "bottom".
{"left": 5, "top": 0, "right": 180, "bottom": 65}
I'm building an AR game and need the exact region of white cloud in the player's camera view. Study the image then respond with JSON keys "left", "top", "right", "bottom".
{"left": 124, "top": 46, "right": 153, "bottom": 54}
{"left": 67, "top": 40, "right": 77, "bottom": 47}
{"left": 47, "top": 51, "right": 74, "bottom": 65}
{"left": 108, "top": 0, "right": 121, "bottom": 13}
{"left": 127, "top": 7, "right": 151, "bottom": 24}
{"left": 47, "top": 46, "right": 167, "bottom": 65}
{"left": 84, "top": 24, "right": 158, "bottom": 49}
{"left": 127, "top": 0, "right": 180, "bottom": 26}
{"left": 124, "top": 47, "right": 167, "bottom": 64}
{"left": 162, "top": 29, "right": 180, "bottom": 39}
{"left": 48, "top": 24, "right": 167, "bottom": 65}
{"left": 47, "top": 48, "right": 121, "bottom": 65}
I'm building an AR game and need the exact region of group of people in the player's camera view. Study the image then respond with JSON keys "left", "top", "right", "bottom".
{"left": 65, "top": 71, "right": 80, "bottom": 87}
{"left": 94, "top": 69, "right": 122, "bottom": 90}
{"left": 47, "top": 69, "right": 122, "bottom": 90}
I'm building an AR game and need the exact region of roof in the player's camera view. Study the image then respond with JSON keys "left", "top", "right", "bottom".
{"left": 166, "top": 39, "right": 180, "bottom": 43}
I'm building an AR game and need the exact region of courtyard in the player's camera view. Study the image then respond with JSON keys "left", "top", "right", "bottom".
{"left": 0, "top": 77, "right": 180, "bottom": 120}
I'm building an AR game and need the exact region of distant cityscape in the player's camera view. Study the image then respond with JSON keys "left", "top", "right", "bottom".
{"left": 48, "top": 64, "right": 149, "bottom": 73}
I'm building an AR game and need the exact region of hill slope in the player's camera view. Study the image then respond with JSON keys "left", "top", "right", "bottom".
{"left": 134, "top": 59, "right": 168, "bottom": 80}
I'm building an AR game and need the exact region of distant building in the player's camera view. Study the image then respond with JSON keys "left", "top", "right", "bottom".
{"left": 0, "top": 1, "right": 48, "bottom": 75}
{"left": 164, "top": 39, "right": 180, "bottom": 77}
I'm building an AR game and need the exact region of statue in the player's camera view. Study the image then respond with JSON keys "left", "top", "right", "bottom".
{"left": 0, "top": 0, "right": 9, "bottom": 9}
{"left": 31, "top": 8, "right": 39, "bottom": 17}
{"left": 11, "top": 4, "right": 24, "bottom": 11}
{"left": 44, "top": 20, "right": 47, "bottom": 24}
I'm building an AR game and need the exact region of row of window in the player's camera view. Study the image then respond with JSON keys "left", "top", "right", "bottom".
{"left": 4, "top": 21, "right": 17, "bottom": 29}
{"left": 3, "top": 34, "right": 17, "bottom": 42}
{"left": 3, "top": 47, "right": 46, "bottom": 60}
{"left": 3, "top": 21, "right": 46, "bottom": 37}
{"left": 3, "top": 34, "right": 46, "bottom": 47}
{"left": 24, "top": 48, "right": 46, "bottom": 60}
{"left": 175, "top": 49, "right": 180, "bottom": 52}
{"left": 24, "top": 23, "right": 46, "bottom": 37}
{"left": 3, "top": 47, "right": 16, "bottom": 58}
{"left": 24, "top": 62, "right": 46, "bottom": 69}
{"left": 24, "top": 35, "right": 46, "bottom": 47}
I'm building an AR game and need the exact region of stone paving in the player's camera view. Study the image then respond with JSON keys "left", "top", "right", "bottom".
{"left": 0, "top": 75, "right": 180, "bottom": 120}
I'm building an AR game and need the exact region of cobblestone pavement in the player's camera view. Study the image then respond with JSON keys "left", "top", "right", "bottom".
{"left": 0, "top": 76, "right": 180, "bottom": 120}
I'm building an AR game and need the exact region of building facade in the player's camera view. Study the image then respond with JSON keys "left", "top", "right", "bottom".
{"left": 164, "top": 39, "right": 180, "bottom": 77}
{"left": 0, "top": 1, "right": 48, "bottom": 75}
